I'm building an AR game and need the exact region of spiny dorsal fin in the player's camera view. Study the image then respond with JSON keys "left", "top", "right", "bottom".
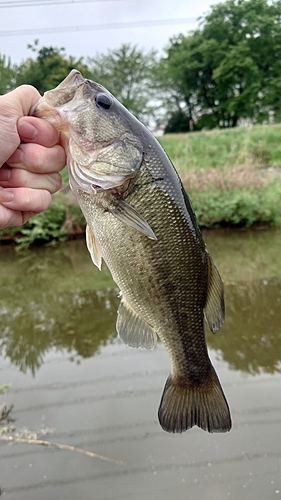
{"left": 110, "top": 199, "right": 157, "bottom": 240}
{"left": 204, "top": 252, "right": 225, "bottom": 333}
{"left": 86, "top": 225, "right": 103, "bottom": 270}
{"left": 117, "top": 298, "right": 157, "bottom": 349}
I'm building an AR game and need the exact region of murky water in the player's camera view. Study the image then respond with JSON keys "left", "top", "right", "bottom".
{"left": 0, "top": 229, "right": 281, "bottom": 499}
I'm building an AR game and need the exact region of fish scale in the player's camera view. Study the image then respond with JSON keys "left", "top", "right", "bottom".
{"left": 31, "top": 69, "right": 231, "bottom": 434}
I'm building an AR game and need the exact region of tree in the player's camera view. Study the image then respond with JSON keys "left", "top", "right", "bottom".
{"left": 16, "top": 40, "right": 92, "bottom": 95}
{"left": 0, "top": 54, "right": 17, "bottom": 94}
{"left": 88, "top": 44, "right": 159, "bottom": 125}
{"left": 164, "top": 109, "right": 191, "bottom": 133}
{"left": 162, "top": 0, "right": 281, "bottom": 129}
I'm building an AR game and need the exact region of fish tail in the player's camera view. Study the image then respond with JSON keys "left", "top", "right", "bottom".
{"left": 158, "top": 365, "right": 231, "bottom": 433}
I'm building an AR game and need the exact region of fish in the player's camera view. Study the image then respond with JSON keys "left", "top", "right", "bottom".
{"left": 30, "top": 70, "right": 232, "bottom": 433}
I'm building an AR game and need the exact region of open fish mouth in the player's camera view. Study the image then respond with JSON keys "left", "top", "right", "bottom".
{"left": 29, "top": 70, "right": 86, "bottom": 123}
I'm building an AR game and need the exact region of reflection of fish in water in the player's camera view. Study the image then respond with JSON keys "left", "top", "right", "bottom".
{"left": 31, "top": 70, "right": 232, "bottom": 433}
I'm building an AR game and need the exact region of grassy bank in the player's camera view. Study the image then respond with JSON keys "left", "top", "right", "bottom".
{"left": 158, "top": 123, "right": 281, "bottom": 173}
{"left": 1, "top": 124, "right": 281, "bottom": 247}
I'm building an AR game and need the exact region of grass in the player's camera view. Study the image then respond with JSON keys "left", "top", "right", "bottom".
{"left": 158, "top": 123, "right": 281, "bottom": 173}
{"left": 0, "top": 123, "right": 281, "bottom": 247}
{"left": 190, "top": 181, "right": 281, "bottom": 228}
{"left": 158, "top": 124, "right": 281, "bottom": 228}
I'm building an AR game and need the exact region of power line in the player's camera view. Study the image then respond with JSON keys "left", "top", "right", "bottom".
{"left": 0, "top": 18, "right": 197, "bottom": 37}
{"left": 0, "top": 0, "right": 121, "bottom": 7}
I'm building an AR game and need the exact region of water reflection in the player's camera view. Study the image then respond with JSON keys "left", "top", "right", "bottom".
{"left": 0, "top": 288, "right": 119, "bottom": 374}
{"left": 0, "top": 230, "right": 281, "bottom": 375}
{"left": 208, "top": 279, "right": 281, "bottom": 374}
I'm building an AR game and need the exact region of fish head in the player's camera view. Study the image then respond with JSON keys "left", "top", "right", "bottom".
{"left": 30, "top": 69, "right": 143, "bottom": 192}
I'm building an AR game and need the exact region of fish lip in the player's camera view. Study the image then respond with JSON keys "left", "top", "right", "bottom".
{"left": 29, "top": 101, "right": 68, "bottom": 130}
{"left": 60, "top": 69, "right": 85, "bottom": 88}
{"left": 29, "top": 69, "right": 86, "bottom": 118}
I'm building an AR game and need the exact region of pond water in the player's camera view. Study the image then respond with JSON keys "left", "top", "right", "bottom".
{"left": 0, "top": 229, "right": 281, "bottom": 499}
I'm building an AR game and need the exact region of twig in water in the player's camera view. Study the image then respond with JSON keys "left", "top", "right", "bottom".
{"left": 0, "top": 436, "right": 126, "bottom": 465}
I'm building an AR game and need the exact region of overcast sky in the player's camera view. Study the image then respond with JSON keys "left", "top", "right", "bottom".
{"left": 1, "top": 0, "right": 222, "bottom": 64}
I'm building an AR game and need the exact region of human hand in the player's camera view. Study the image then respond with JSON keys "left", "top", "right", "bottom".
{"left": 0, "top": 85, "right": 66, "bottom": 228}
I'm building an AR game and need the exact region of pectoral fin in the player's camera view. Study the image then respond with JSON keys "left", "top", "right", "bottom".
{"left": 204, "top": 252, "right": 225, "bottom": 333}
{"left": 110, "top": 199, "right": 157, "bottom": 240}
{"left": 117, "top": 298, "right": 157, "bottom": 349}
{"left": 86, "top": 225, "right": 103, "bottom": 270}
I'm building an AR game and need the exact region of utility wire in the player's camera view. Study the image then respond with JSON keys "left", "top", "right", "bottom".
{"left": 0, "top": 18, "right": 197, "bottom": 37}
{"left": 0, "top": 0, "right": 121, "bottom": 7}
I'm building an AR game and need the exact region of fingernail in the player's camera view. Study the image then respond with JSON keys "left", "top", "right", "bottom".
{"left": 0, "top": 190, "right": 14, "bottom": 202}
{"left": 18, "top": 121, "right": 38, "bottom": 141}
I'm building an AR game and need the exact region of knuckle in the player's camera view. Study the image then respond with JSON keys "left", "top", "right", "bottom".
{"left": 19, "top": 188, "right": 51, "bottom": 213}
{"left": 51, "top": 173, "right": 63, "bottom": 193}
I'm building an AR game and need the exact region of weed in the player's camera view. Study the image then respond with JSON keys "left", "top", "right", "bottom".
{"left": 0, "top": 124, "right": 281, "bottom": 246}
{"left": 159, "top": 123, "right": 281, "bottom": 173}
{"left": 191, "top": 182, "right": 281, "bottom": 228}
{"left": 0, "top": 384, "right": 15, "bottom": 435}
{"left": 251, "top": 143, "right": 270, "bottom": 165}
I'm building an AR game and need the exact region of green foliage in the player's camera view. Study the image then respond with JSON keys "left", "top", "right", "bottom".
{"left": 191, "top": 182, "right": 281, "bottom": 228}
{"left": 8, "top": 199, "right": 68, "bottom": 250}
{"left": 15, "top": 40, "right": 92, "bottom": 94}
{"left": 0, "top": 55, "right": 16, "bottom": 94}
{"left": 159, "top": 124, "right": 281, "bottom": 173}
{"left": 61, "top": 166, "right": 69, "bottom": 184}
{"left": 251, "top": 143, "right": 270, "bottom": 165}
{"left": 164, "top": 109, "right": 191, "bottom": 133}
{"left": 161, "top": 0, "right": 281, "bottom": 128}
{"left": 0, "top": 195, "right": 87, "bottom": 248}
{"left": 18, "top": 199, "right": 68, "bottom": 249}
{"left": 88, "top": 43, "right": 159, "bottom": 124}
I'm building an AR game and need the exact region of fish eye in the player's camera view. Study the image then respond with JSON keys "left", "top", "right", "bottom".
{"left": 95, "top": 93, "right": 112, "bottom": 110}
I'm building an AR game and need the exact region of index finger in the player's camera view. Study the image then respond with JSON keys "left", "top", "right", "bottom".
{"left": 0, "top": 85, "right": 41, "bottom": 120}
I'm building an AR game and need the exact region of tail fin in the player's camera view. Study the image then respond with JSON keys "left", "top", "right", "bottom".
{"left": 158, "top": 365, "right": 231, "bottom": 433}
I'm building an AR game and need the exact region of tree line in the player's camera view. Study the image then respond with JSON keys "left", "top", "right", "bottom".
{"left": 1, "top": 0, "right": 281, "bottom": 132}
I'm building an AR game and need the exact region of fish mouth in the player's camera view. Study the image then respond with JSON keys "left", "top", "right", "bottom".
{"left": 30, "top": 104, "right": 69, "bottom": 131}
{"left": 29, "top": 69, "right": 85, "bottom": 122}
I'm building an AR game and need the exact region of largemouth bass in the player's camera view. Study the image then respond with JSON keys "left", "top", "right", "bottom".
{"left": 31, "top": 70, "right": 231, "bottom": 433}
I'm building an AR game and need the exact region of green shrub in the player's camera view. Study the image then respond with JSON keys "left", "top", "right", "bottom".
{"left": 191, "top": 182, "right": 281, "bottom": 228}
{"left": 15, "top": 199, "right": 67, "bottom": 250}
{"left": 0, "top": 199, "right": 68, "bottom": 249}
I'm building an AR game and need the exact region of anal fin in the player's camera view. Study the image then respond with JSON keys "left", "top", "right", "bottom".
{"left": 117, "top": 298, "right": 157, "bottom": 349}
{"left": 204, "top": 252, "right": 225, "bottom": 333}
